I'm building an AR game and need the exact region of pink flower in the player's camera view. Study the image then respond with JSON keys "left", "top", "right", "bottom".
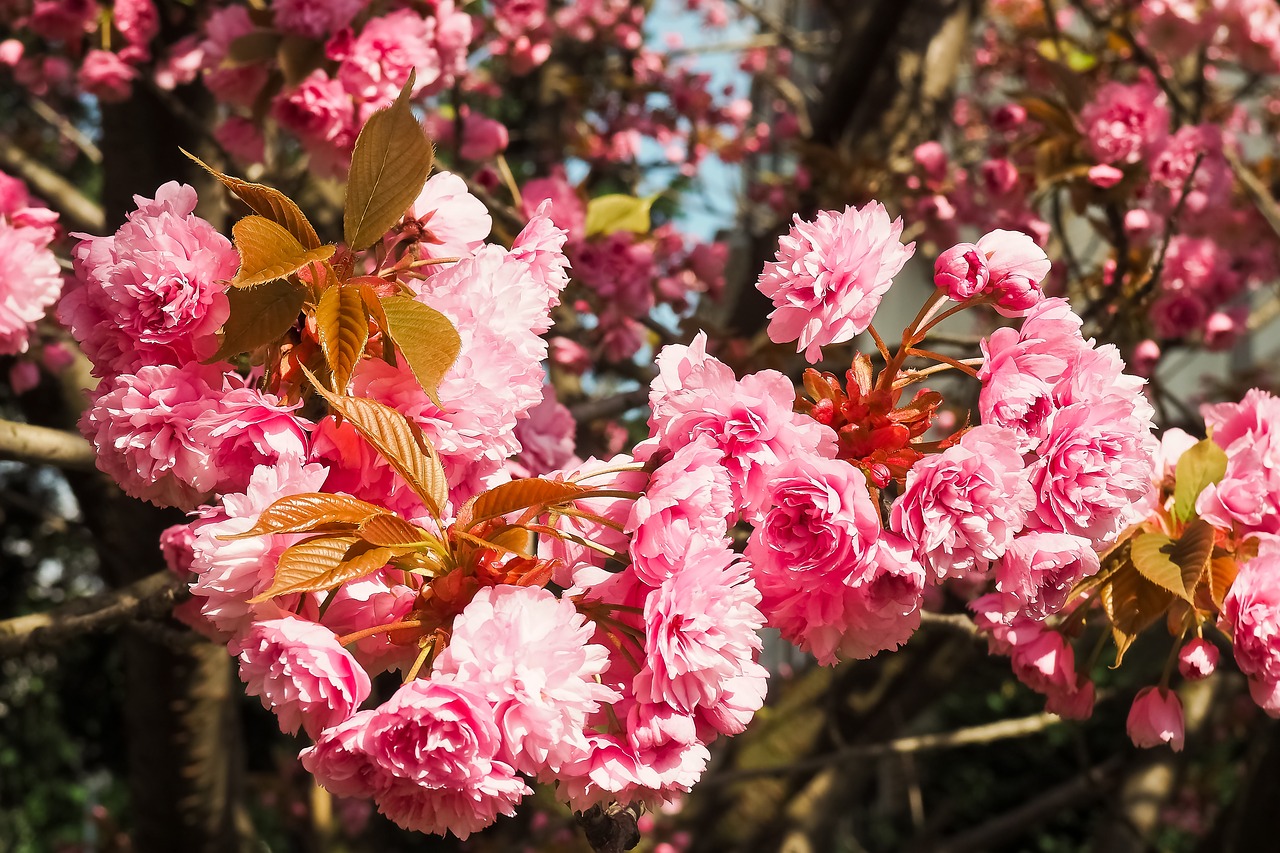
{"left": 756, "top": 202, "right": 915, "bottom": 362}
{"left": 187, "top": 459, "right": 331, "bottom": 636}
{"left": 200, "top": 7, "right": 269, "bottom": 109}
{"left": 890, "top": 425, "right": 1035, "bottom": 581}
{"left": 77, "top": 50, "right": 138, "bottom": 103}
{"left": 1178, "top": 638, "right": 1219, "bottom": 680}
{"left": 273, "top": 70, "right": 356, "bottom": 155}
{"left": 359, "top": 681, "right": 530, "bottom": 838}
{"left": 273, "top": 0, "right": 365, "bottom": 38}
{"left": 460, "top": 113, "right": 510, "bottom": 160}
{"left": 114, "top": 0, "right": 159, "bottom": 52}
{"left": 215, "top": 117, "right": 266, "bottom": 165}
{"left": 521, "top": 169, "right": 585, "bottom": 235}
{"left": 1027, "top": 401, "right": 1157, "bottom": 548}
{"left": 233, "top": 618, "right": 371, "bottom": 738}
{"left": 633, "top": 537, "right": 767, "bottom": 734}
{"left": 913, "top": 141, "right": 948, "bottom": 184}
{"left": 336, "top": 9, "right": 440, "bottom": 105}
{"left": 508, "top": 388, "right": 579, "bottom": 478}
{"left": 433, "top": 586, "right": 618, "bottom": 775}
{"left": 573, "top": 231, "right": 657, "bottom": 316}
{"left": 627, "top": 438, "right": 734, "bottom": 585}
{"left": 0, "top": 220, "right": 62, "bottom": 355}
{"left": 191, "top": 376, "right": 311, "bottom": 496}
{"left": 1087, "top": 164, "right": 1125, "bottom": 188}
{"left": 994, "top": 532, "right": 1100, "bottom": 620}
{"left": 973, "top": 596, "right": 1095, "bottom": 718}
{"left": 934, "top": 242, "right": 989, "bottom": 301}
{"left": 301, "top": 712, "right": 387, "bottom": 798}
{"left": 1221, "top": 550, "right": 1280, "bottom": 715}
{"left": 1126, "top": 687, "right": 1185, "bottom": 750}
{"left": 648, "top": 333, "right": 835, "bottom": 517}
{"left": 30, "top": 0, "right": 96, "bottom": 43}
{"left": 975, "top": 229, "right": 1051, "bottom": 315}
{"left": 407, "top": 171, "right": 491, "bottom": 259}
{"left": 319, "top": 576, "right": 418, "bottom": 673}
{"left": 1079, "top": 78, "right": 1170, "bottom": 165}
{"left": 510, "top": 200, "right": 571, "bottom": 311}
{"left": 61, "top": 181, "right": 237, "bottom": 376}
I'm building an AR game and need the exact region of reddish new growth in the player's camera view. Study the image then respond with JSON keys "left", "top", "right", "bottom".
{"left": 796, "top": 354, "right": 944, "bottom": 487}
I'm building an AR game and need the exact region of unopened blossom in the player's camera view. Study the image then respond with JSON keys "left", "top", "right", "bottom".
{"left": 359, "top": 681, "right": 530, "bottom": 838}
{"left": 0, "top": 219, "right": 61, "bottom": 355}
{"left": 1221, "top": 549, "right": 1280, "bottom": 715}
{"left": 934, "top": 242, "right": 989, "bottom": 301}
{"left": 975, "top": 229, "right": 1051, "bottom": 315}
{"left": 1126, "top": 687, "right": 1185, "bottom": 750}
{"left": 1178, "top": 638, "right": 1220, "bottom": 680}
{"left": 891, "top": 425, "right": 1035, "bottom": 580}
{"left": 432, "top": 586, "right": 619, "bottom": 775}
{"left": 757, "top": 202, "right": 915, "bottom": 362}
{"left": 234, "top": 618, "right": 371, "bottom": 739}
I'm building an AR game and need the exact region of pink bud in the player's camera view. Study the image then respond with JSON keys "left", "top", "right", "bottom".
{"left": 1126, "top": 687, "right": 1184, "bottom": 751}
{"left": 1131, "top": 339, "right": 1160, "bottom": 377}
{"left": 1203, "top": 310, "right": 1239, "bottom": 351}
{"left": 867, "top": 463, "right": 892, "bottom": 488}
{"left": 913, "top": 141, "right": 948, "bottom": 184}
{"left": 9, "top": 362, "right": 39, "bottom": 395}
{"left": 991, "top": 103, "right": 1027, "bottom": 132}
{"left": 980, "top": 158, "right": 1020, "bottom": 196}
{"left": 934, "top": 242, "right": 990, "bottom": 301}
{"left": 0, "top": 38, "right": 23, "bottom": 66}
{"left": 1088, "top": 164, "right": 1125, "bottom": 188}
{"left": 1178, "top": 638, "right": 1219, "bottom": 680}
{"left": 976, "top": 229, "right": 1051, "bottom": 316}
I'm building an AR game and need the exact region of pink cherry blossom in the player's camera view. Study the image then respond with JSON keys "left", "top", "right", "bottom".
{"left": 1221, "top": 549, "right": 1280, "bottom": 715}
{"left": 890, "top": 425, "right": 1035, "bottom": 580}
{"left": 273, "top": 70, "right": 356, "bottom": 165}
{"left": 757, "top": 202, "right": 915, "bottom": 362}
{"left": 508, "top": 388, "right": 579, "bottom": 479}
{"left": 934, "top": 242, "right": 989, "bottom": 301}
{"left": 1079, "top": 78, "right": 1169, "bottom": 165}
{"left": 77, "top": 50, "right": 138, "bottom": 103}
{"left": 233, "top": 618, "right": 371, "bottom": 738}
{"left": 0, "top": 219, "right": 61, "bottom": 355}
{"left": 975, "top": 229, "right": 1051, "bottom": 315}
{"left": 319, "top": 576, "right": 419, "bottom": 673}
{"left": 406, "top": 171, "right": 491, "bottom": 259}
{"left": 336, "top": 9, "right": 441, "bottom": 105}
{"left": 273, "top": 0, "right": 365, "bottom": 39}
{"left": 994, "top": 532, "right": 1100, "bottom": 620}
{"left": 1126, "top": 687, "right": 1185, "bottom": 750}
{"left": 1178, "top": 638, "right": 1219, "bottom": 680}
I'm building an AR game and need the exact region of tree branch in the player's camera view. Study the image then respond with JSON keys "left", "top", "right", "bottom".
{"left": 570, "top": 388, "right": 651, "bottom": 423}
{"left": 0, "top": 138, "right": 106, "bottom": 234}
{"left": 0, "top": 418, "right": 98, "bottom": 471}
{"left": 0, "top": 571, "right": 181, "bottom": 656}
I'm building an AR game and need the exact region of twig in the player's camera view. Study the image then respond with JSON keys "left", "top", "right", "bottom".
{"left": 702, "top": 710, "right": 1066, "bottom": 787}
{"left": 0, "top": 571, "right": 181, "bottom": 656}
{"left": 0, "top": 418, "right": 98, "bottom": 472}
{"left": 26, "top": 95, "right": 103, "bottom": 164}
{"left": 918, "top": 610, "right": 981, "bottom": 638}
{"left": 1225, "top": 145, "right": 1280, "bottom": 240}
{"left": 0, "top": 138, "right": 106, "bottom": 233}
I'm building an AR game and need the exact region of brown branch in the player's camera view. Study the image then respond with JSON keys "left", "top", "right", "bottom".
{"left": 0, "top": 137, "right": 106, "bottom": 234}
{"left": 0, "top": 571, "right": 181, "bottom": 656}
{"left": 703, "top": 710, "right": 1065, "bottom": 786}
{"left": 0, "top": 418, "right": 98, "bottom": 471}
{"left": 570, "top": 388, "right": 651, "bottom": 423}
{"left": 1225, "top": 145, "right": 1280, "bottom": 240}
{"left": 918, "top": 609, "right": 981, "bottom": 637}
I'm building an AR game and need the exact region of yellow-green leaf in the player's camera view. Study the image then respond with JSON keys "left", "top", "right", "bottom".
{"left": 343, "top": 73, "right": 434, "bottom": 250}
{"left": 378, "top": 295, "right": 460, "bottom": 408}
{"left": 183, "top": 150, "right": 321, "bottom": 249}
{"left": 212, "top": 278, "right": 305, "bottom": 360}
{"left": 317, "top": 284, "right": 369, "bottom": 394}
{"left": 231, "top": 215, "right": 335, "bottom": 288}
{"left": 223, "top": 492, "right": 388, "bottom": 540}
{"left": 584, "top": 193, "right": 655, "bottom": 237}
{"left": 358, "top": 513, "right": 429, "bottom": 547}
{"left": 1101, "top": 559, "right": 1174, "bottom": 666}
{"left": 1130, "top": 531, "right": 1195, "bottom": 602}
{"left": 1173, "top": 439, "right": 1228, "bottom": 522}
{"left": 305, "top": 371, "right": 449, "bottom": 519}
{"left": 462, "top": 478, "right": 587, "bottom": 529}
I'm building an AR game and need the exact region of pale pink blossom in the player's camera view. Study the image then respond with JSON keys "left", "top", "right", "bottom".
{"left": 972, "top": 595, "right": 1094, "bottom": 718}
{"left": 508, "top": 388, "right": 579, "bottom": 479}
{"left": 233, "top": 618, "right": 371, "bottom": 738}
{"left": 975, "top": 229, "right": 1051, "bottom": 315}
{"left": 319, "top": 576, "right": 419, "bottom": 673}
{"left": 890, "top": 425, "right": 1035, "bottom": 580}
{"left": 1126, "top": 687, "right": 1185, "bottom": 750}
{"left": 1178, "top": 638, "right": 1219, "bottom": 680}
{"left": 335, "top": 9, "right": 441, "bottom": 105}
{"left": 994, "top": 532, "right": 1099, "bottom": 620}
{"left": 77, "top": 50, "right": 138, "bottom": 102}
{"left": 359, "top": 680, "right": 530, "bottom": 838}
{"left": 757, "top": 202, "right": 915, "bottom": 362}
{"left": 1221, "top": 549, "right": 1280, "bottom": 715}
{"left": 1079, "top": 78, "right": 1170, "bottom": 165}
{"left": 510, "top": 200, "right": 571, "bottom": 315}
{"left": 301, "top": 712, "right": 387, "bottom": 799}
{"left": 273, "top": 0, "right": 365, "bottom": 38}
{"left": 406, "top": 171, "right": 491, "bottom": 259}
{"left": 61, "top": 181, "right": 237, "bottom": 376}
{"left": 0, "top": 220, "right": 62, "bottom": 355}
{"left": 432, "top": 585, "right": 619, "bottom": 774}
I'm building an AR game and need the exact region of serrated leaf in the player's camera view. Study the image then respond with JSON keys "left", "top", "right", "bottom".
{"left": 489, "top": 526, "right": 534, "bottom": 555}
{"left": 462, "top": 478, "right": 587, "bottom": 529}
{"left": 1101, "top": 559, "right": 1174, "bottom": 666}
{"left": 183, "top": 150, "right": 321, "bottom": 249}
{"left": 1130, "top": 532, "right": 1193, "bottom": 602}
{"left": 251, "top": 536, "right": 408, "bottom": 600}
{"left": 212, "top": 278, "right": 306, "bottom": 360}
{"left": 304, "top": 370, "right": 448, "bottom": 518}
{"left": 1170, "top": 518, "right": 1215, "bottom": 597}
{"left": 378, "top": 295, "right": 460, "bottom": 408}
{"left": 343, "top": 73, "right": 434, "bottom": 251}
{"left": 1208, "top": 554, "right": 1240, "bottom": 609}
{"left": 223, "top": 493, "right": 388, "bottom": 540}
{"left": 1016, "top": 95, "right": 1077, "bottom": 134}
{"left": 584, "top": 193, "right": 655, "bottom": 237}
{"left": 358, "top": 513, "right": 429, "bottom": 547}
{"left": 1173, "top": 439, "right": 1229, "bottom": 522}
{"left": 317, "top": 284, "right": 369, "bottom": 393}
{"left": 231, "top": 215, "right": 335, "bottom": 288}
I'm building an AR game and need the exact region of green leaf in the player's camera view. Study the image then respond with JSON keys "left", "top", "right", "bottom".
{"left": 316, "top": 284, "right": 369, "bottom": 394}
{"left": 183, "top": 150, "right": 321, "bottom": 249}
{"left": 584, "top": 193, "right": 655, "bottom": 237}
{"left": 378, "top": 295, "right": 460, "bottom": 408}
{"left": 212, "top": 278, "right": 305, "bottom": 360}
{"left": 222, "top": 492, "right": 387, "bottom": 540}
{"left": 304, "top": 370, "right": 449, "bottom": 519}
{"left": 343, "top": 73, "right": 434, "bottom": 251}
{"left": 231, "top": 215, "right": 335, "bottom": 288}
{"left": 1173, "top": 439, "right": 1228, "bottom": 522}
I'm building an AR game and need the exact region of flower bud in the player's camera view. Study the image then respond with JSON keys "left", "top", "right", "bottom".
{"left": 1178, "top": 638, "right": 1219, "bottom": 680}
{"left": 1204, "top": 311, "right": 1239, "bottom": 351}
{"left": 934, "top": 242, "right": 990, "bottom": 301}
{"left": 1126, "top": 686, "right": 1184, "bottom": 751}
{"left": 977, "top": 229, "right": 1051, "bottom": 316}
{"left": 1131, "top": 339, "right": 1160, "bottom": 378}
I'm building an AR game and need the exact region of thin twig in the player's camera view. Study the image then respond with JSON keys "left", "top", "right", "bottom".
{"left": 0, "top": 572, "right": 181, "bottom": 656}
{"left": 0, "top": 418, "right": 98, "bottom": 472}
{"left": 918, "top": 610, "right": 981, "bottom": 638}
{"left": 0, "top": 138, "right": 105, "bottom": 233}
{"left": 26, "top": 95, "right": 103, "bottom": 164}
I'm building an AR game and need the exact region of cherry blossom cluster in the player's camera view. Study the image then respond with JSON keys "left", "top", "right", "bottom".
{"left": 0, "top": 169, "right": 62, "bottom": 361}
